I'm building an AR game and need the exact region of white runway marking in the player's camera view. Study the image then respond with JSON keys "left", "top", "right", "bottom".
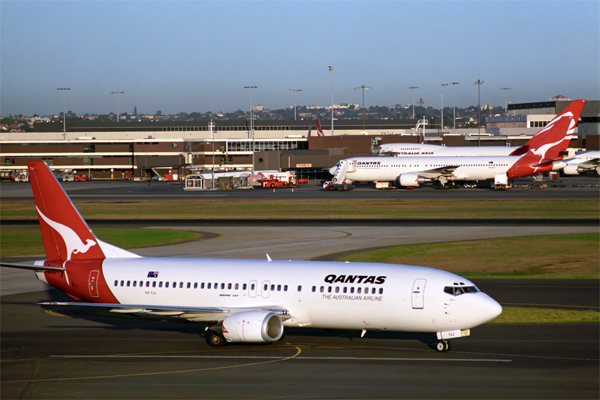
{"left": 51, "top": 354, "right": 512, "bottom": 362}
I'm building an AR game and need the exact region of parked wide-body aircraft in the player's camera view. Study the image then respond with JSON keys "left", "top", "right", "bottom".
{"left": 379, "top": 143, "right": 520, "bottom": 157}
{"left": 1, "top": 162, "right": 502, "bottom": 352}
{"left": 559, "top": 150, "right": 600, "bottom": 175}
{"left": 327, "top": 100, "right": 585, "bottom": 188}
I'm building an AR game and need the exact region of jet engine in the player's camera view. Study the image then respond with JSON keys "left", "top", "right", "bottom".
{"left": 398, "top": 173, "right": 431, "bottom": 187}
{"left": 562, "top": 164, "right": 580, "bottom": 175}
{"left": 221, "top": 310, "right": 284, "bottom": 343}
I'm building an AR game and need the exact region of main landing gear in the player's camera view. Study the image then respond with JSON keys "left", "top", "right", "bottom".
{"left": 436, "top": 340, "right": 451, "bottom": 352}
{"left": 205, "top": 329, "right": 226, "bottom": 347}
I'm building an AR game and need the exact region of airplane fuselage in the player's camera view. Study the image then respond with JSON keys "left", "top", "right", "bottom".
{"left": 37, "top": 258, "right": 500, "bottom": 333}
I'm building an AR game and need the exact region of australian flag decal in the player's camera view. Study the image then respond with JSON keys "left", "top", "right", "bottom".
{"left": 147, "top": 271, "right": 159, "bottom": 278}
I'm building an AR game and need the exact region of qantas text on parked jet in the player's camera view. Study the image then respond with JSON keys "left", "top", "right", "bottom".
{"left": 327, "top": 100, "right": 585, "bottom": 188}
{"left": 1, "top": 161, "right": 502, "bottom": 352}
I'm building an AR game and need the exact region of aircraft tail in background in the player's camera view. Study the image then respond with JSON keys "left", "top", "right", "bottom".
{"left": 315, "top": 118, "right": 324, "bottom": 136}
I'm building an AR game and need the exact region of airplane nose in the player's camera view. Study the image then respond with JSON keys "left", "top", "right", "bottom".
{"left": 481, "top": 294, "right": 503, "bottom": 324}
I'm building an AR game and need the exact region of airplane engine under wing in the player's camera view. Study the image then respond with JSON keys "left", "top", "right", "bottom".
{"left": 222, "top": 310, "right": 284, "bottom": 343}
{"left": 562, "top": 164, "right": 580, "bottom": 175}
{"left": 398, "top": 173, "right": 431, "bottom": 187}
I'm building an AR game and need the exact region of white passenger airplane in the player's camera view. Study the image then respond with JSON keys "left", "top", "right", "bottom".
{"left": 559, "top": 150, "right": 600, "bottom": 176}
{"left": 1, "top": 161, "right": 502, "bottom": 352}
{"left": 378, "top": 142, "right": 521, "bottom": 157}
{"left": 327, "top": 100, "right": 585, "bottom": 189}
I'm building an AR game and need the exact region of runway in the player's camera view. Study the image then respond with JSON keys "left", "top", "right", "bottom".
{"left": 1, "top": 290, "right": 598, "bottom": 399}
{"left": 1, "top": 221, "right": 599, "bottom": 399}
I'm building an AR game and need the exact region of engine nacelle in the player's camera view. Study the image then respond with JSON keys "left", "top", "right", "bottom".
{"left": 562, "top": 164, "right": 580, "bottom": 175}
{"left": 222, "top": 310, "right": 284, "bottom": 343}
{"left": 398, "top": 173, "right": 431, "bottom": 187}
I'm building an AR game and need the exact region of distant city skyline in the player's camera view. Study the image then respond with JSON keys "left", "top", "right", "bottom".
{"left": 1, "top": 1, "right": 598, "bottom": 117}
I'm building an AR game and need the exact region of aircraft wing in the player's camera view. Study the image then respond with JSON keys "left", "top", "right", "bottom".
{"left": 416, "top": 165, "right": 460, "bottom": 179}
{"left": 578, "top": 157, "right": 600, "bottom": 168}
{"left": 0, "top": 262, "right": 65, "bottom": 272}
{"left": 39, "top": 301, "right": 291, "bottom": 323}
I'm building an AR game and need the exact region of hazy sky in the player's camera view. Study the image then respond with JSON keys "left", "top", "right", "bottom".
{"left": 1, "top": 0, "right": 599, "bottom": 116}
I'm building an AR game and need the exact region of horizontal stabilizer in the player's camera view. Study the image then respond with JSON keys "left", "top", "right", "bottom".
{"left": 0, "top": 262, "right": 65, "bottom": 272}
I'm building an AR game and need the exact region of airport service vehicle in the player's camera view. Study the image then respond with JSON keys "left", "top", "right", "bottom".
{"left": 558, "top": 151, "right": 600, "bottom": 176}
{"left": 1, "top": 161, "right": 502, "bottom": 352}
{"left": 325, "top": 100, "right": 584, "bottom": 190}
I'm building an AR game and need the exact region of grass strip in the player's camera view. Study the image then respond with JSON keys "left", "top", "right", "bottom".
{"left": 488, "top": 307, "right": 599, "bottom": 324}
{"left": 0, "top": 228, "right": 203, "bottom": 258}
{"left": 1, "top": 199, "right": 598, "bottom": 220}
{"left": 335, "top": 233, "right": 600, "bottom": 278}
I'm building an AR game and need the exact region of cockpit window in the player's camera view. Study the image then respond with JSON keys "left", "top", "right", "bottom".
{"left": 444, "top": 285, "right": 479, "bottom": 296}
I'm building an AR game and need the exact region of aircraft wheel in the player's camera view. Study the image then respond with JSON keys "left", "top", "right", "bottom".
{"left": 444, "top": 340, "right": 451, "bottom": 352}
{"left": 206, "top": 330, "right": 226, "bottom": 347}
{"left": 436, "top": 341, "right": 446, "bottom": 352}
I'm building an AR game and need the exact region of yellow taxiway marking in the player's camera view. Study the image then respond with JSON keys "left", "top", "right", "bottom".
{"left": 44, "top": 310, "right": 71, "bottom": 318}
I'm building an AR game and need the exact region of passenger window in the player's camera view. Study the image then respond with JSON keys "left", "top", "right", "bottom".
{"left": 235, "top": 283, "right": 239, "bottom": 290}
{"left": 320, "top": 286, "right": 324, "bottom": 293}
{"left": 201, "top": 282, "right": 205, "bottom": 289}
{"left": 271, "top": 284, "right": 275, "bottom": 291}
{"left": 214, "top": 283, "right": 218, "bottom": 289}
{"left": 228, "top": 283, "right": 232, "bottom": 290}
{"left": 194, "top": 282, "right": 198, "bottom": 289}
{"left": 127, "top": 281, "right": 130, "bottom": 287}
{"left": 133, "top": 281, "right": 137, "bottom": 287}
{"left": 297, "top": 285, "right": 302, "bottom": 292}
{"left": 207, "top": 283, "right": 212, "bottom": 289}
{"left": 250, "top": 283, "right": 255, "bottom": 290}
{"left": 243, "top": 283, "right": 248, "bottom": 290}
{"left": 343, "top": 287, "right": 347, "bottom": 293}
{"left": 371, "top": 288, "right": 376, "bottom": 294}
{"left": 139, "top": 281, "right": 143, "bottom": 287}
{"left": 284, "top": 285, "right": 288, "bottom": 291}
{"left": 152, "top": 281, "right": 156, "bottom": 288}
{"left": 277, "top": 284, "right": 281, "bottom": 291}
{"left": 114, "top": 280, "right": 118, "bottom": 286}
{"left": 335, "top": 287, "right": 340, "bottom": 293}
{"left": 220, "top": 283, "right": 224, "bottom": 290}
{"left": 187, "top": 282, "right": 191, "bottom": 289}
{"left": 146, "top": 281, "right": 149, "bottom": 287}
{"left": 165, "top": 282, "right": 169, "bottom": 288}
{"left": 312, "top": 286, "right": 316, "bottom": 292}
{"left": 379, "top": 288, "right": 383, "bottom": 295}
{"left": 350, "top": 287, "right": 354, "bottom": 294}
{"left": 264, "top": 284, "right": 268, "bottom": 291}
{"left": 120, "top": 280, "right": 124, "bottom": 286}
{"left": 357, "top": 287, "right": 361, "bottom": 294}
{"left": 327, "top": 286, "right": 332, "bottom": 293}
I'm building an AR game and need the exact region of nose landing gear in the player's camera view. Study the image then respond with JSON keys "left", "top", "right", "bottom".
{"left": 436, "top": 340, "right": 451, "bottom": 352}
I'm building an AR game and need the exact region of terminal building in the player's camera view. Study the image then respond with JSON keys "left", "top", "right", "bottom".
{"left": 1, "top": 100, "right": 598, "bottom": 181}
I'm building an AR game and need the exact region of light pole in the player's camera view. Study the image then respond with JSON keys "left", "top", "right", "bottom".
{"left": 354, "top": 85, "right": 372, "bottom": 131}
{"left": 329, "top": 66, "right": 335, "bottom": 135}
{"left": 408, "top": 86, "right": 419, "bottom": 119}
{"left": 244, "top": 85, "right": 257, "bottom": 170}
{"left": 500, "top": 87, "right": 512, "bottom": 114}
{"left": 57, "top": 88, "right": 70, "bottom": 140}
{"left": 111, "top": 91, "right": 124, "bottom": 123}
{"left": 450, "top": 82, "right": 459, "bottom": 134}
{"left": 474, "top": 79, "right": 484, "bottom": 146}
{"left": 289, "top": 88, "right": 302, "bottom": 120}
{"left": 437, "top": 83, "right": 448, "bottom": 132}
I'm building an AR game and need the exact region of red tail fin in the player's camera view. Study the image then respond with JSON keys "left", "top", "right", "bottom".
{"left": 510, "top": 100, "right": 585, "bottom": 157}
{"left": 28, "top": 161, "right": 105, "bottom": 262}
{"left": 316, "top": 118, "right": 324, "bottom": 136}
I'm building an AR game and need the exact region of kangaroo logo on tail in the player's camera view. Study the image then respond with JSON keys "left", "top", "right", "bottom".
{"left": 36, "top": 206, "right": 97, "bottom": 284}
